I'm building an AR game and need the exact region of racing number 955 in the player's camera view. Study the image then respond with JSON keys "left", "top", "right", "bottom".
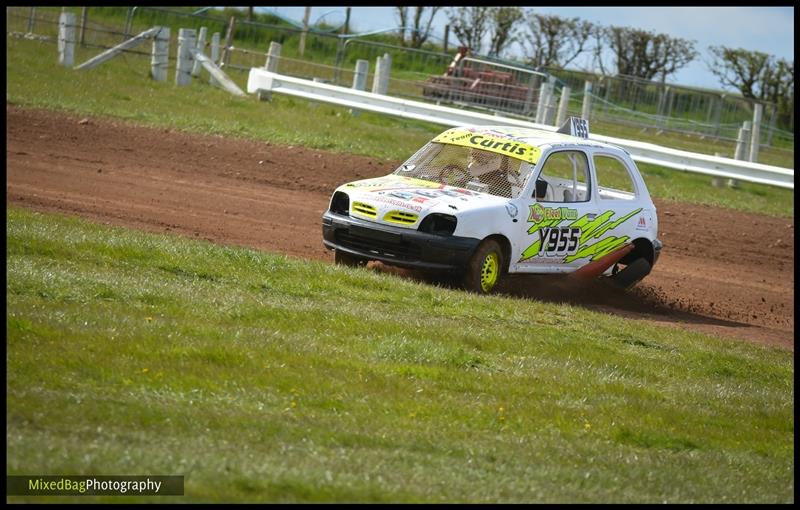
{"left": 539, "top": 227, "right": 581, "bottom": 256}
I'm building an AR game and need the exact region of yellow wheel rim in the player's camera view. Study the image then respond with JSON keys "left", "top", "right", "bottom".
{"left": 480, "top": 252, "right": 499, "bottom": 292}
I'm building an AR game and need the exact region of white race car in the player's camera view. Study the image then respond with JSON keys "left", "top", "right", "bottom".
{"left": 322, "top": 117, "right": 661, "bottom": 294}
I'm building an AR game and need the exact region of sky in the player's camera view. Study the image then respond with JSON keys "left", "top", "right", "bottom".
{"left": 256, "top": 6, "right": 794, "bottom": 91}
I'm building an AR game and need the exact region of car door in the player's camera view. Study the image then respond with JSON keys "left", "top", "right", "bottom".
{"left": 588, "top": 148, "right": 652, "bottom": 256}
{"left": 511, "top": 148, "right": 598, "bottom": 273}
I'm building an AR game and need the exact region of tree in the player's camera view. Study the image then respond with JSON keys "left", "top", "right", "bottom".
{"left": 600, "top": 26, "right": 697, "bottom": 82}
{"left": 707, "top": 46, "right": 794, "bottom": 128}
{"left": 521, "top": 12, "right": 594, "bottom": 70}
{"left": 410, "top": 7, "right": 441, "bottom": 49}
{"left": 396, "top": 7, "right": 441, "bottom": 48}
{"left": 396, "top": 7, "right": 408, "bottom": 46}
{"left": 707, "top": 46, "right": 792, "bottom": 100}
{"left": 446, "top": 6, "right": 492, "bottom": 54}
{"left": 487, "top": 7, "right": 524, "bottom": 58}
{"left": 767, "top": 59, "right": 794, "bottom": 127}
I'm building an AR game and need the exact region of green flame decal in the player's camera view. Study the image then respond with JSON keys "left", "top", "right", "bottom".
{"left": 520, "top": 208, "right": 642, "bottom": 263}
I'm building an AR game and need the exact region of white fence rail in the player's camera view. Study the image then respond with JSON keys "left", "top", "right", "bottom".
{"left": 247, "top": 69, "right": 794, "bottom": 190}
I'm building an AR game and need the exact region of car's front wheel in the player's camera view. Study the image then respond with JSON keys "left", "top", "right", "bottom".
{"left": 463, "top": 239, "right": 504, "bottom": 294}
{"left": 334, "top": 249, "right": 368, "bottom": 267}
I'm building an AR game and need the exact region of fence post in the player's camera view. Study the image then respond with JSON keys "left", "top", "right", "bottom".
{"left": 704, "top": 94, "right": 715, "bottom": 124}
{"left": 602, "top": 78, "right": 612, "bottom": 114}
{"left": 581, "top": 81, "right": 592, "bottom": 121}
{"left": 150, "top": 26, "right": 169, "bottom": 82}
{"left": 123, "top": 7, "right": 134, "bottom": 41}
{"left": 257, "top": 42, "right": 282, "bottom": 101}
{"left": 299, "top": 6, "right": 311, "bottom": 57}
{"left": 27, "top": 7, "right": 36, "bottom": 33}
{"left": 536, "top": 79, "right": 556, "bottom": 124}
{"left": 209, "top": 32, "right": 220, "bottom": 85}
{"left": 443, "top": 24, "right": 449, "bottom": 53}
{"left": 544, "top": 83, "right": 554, "bottom": 124}
{"left": 730, "top": 119, "right": 751, "bottom": 189}
{"left": 191, "top": 26, "right": 207, "bottom": 77}
{"left": 712, "top": 94, "right": 724, "bottom": 137}
{"left": 664, "top": 86, "right": 675, "bottom": 119}
{"left": 350, "top": 59, "right": 369, "bottom": 116}
{"left": 380, "top": 52, "right": 392, "bottom": 95}
{"left": 58, "top": 12, "right": 76, "bottom": 67}
{"left": 535, "top": 82, "right": 549, "bottom": 124}
{"left": 343, "top": 7, "right": 351, "bottom": 35}
{"left": 522, "top": 79, "right": 536, "bottom": 116}
{"left": 75, "top": 27, "right": 160, "bottom": 71}
{"left": 749, "top": 102, "right": 762, "bottom": 163}
{"left": 545, "top": 86, "right": 557, "bottom": 125}
{"left": 352, "top": 60, "right": 369, "bottom": 91}
{"left": 734, "top": 121, "right": 751, "bottom": 161}
{"left": 525, "top": 75, "right": 541, "bottom": 117}
{"left": 79, "top": 7, "right": 88, "bottom": 46}
{"left": 372, "top": 55, "right": 384, "bottom": 94}
{"left": 265, "top": 41, "right": 281, "bottom": 72}
{"left": 191, "top": 49, "right": 245, "bottom": 97}
{"left": 210, "top": 32, "right": 221, "bottom": 64}
{"left": 220, "top": 16, "right": 236, "bottom": 69}
{"left": 556, "top": 86, "right": 571, "bottom": 127}
{"left": 711, "top": 152, "right": 726, "bottom": 187}
{"left": 765, "top": 103, "right": 777, "bottom": 147}
{"left": 176, "top": 28, "right": 196, "bottom": 87}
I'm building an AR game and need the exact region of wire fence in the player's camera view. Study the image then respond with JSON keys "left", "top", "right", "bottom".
{"left": 7, "top": 6, "right": 793, "bottom": 167}
{"left": 550, "top": 69, "right": 793, "bottom": 148}
{"left": 7, "top": 7, "right": 167, "bottom": 60}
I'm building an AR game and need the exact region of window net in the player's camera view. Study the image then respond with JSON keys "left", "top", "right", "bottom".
{"left": 393, "top": 143, "right": 533, "bottom": 199}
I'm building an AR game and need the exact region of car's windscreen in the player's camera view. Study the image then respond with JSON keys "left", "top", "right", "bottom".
{"left": 393, "top": 142, "right": 534, "bottom": 199}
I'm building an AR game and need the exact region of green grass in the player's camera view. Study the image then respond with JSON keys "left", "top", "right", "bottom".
{"left": 5, "top": 36, "right": 794, "bottom": 217}
{"left": 6, "top": 208, "right": 794, "bottom": 503}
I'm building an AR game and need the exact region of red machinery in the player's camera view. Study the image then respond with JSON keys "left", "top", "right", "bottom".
{"left": 422, "top": 47, "right": 533, "bottom": 114}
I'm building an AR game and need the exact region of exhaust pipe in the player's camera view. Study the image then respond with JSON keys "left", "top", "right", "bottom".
{"left": 570, "top": 243, "right": 634, "bottom": 281}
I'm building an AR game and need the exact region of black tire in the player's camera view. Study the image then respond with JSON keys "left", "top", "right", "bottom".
{"left": 609, "top": 257, "right": 651, "bottom": 289}
{"left": 334, "top": 249, "right": 367, "bottom": 267}
{"left": 462, "top": 239, "right": 504, "bottom": 294}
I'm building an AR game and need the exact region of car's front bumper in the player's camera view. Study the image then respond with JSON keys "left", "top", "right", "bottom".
{"left": 322, "top": 211, "right": 480, "bottom": 271}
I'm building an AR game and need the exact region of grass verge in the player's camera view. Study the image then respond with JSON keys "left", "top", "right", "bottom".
{"left": 6, "top": 208, "right": 794, "bottom": 503}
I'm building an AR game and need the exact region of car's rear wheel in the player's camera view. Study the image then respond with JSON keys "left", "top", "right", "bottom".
{"left": 609, "top": 257, "right": 651, "bottom": 289}
{"left": 334, "top": 249, "right": 368, "bottom": 267}
{"left": 463, "top": 239, "right": 504, "bottom": 294}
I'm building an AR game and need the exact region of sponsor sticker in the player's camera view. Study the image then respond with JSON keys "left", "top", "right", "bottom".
{"left": 433, "top": 128, "right": 541, "bottom": 165}
{"left": 370, "top": 195, "right": 422, "bottom": 212}
{"left": 528, "top": 204, "right": 578, "bottom": 224}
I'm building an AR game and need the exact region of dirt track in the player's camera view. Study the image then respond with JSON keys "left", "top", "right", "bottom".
{"left": 6, "top": 104, "right": 794, "bottom": 349}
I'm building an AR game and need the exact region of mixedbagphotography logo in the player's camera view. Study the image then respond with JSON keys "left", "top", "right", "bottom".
{"left": 7, "top": 475, "right": 184, "bottom": 496}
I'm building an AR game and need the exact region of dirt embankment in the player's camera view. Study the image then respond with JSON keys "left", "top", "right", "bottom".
{"left": 6, "top": 105, "right": 794, "bottom": 349}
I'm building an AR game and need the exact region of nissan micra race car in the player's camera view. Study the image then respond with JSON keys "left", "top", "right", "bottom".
{"left": 322, "top": 117, "right": 661, "bottom": 294}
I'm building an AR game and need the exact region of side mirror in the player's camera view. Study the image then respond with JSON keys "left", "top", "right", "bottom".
{"left": 535, "top": 179, "right": 548, "bottom": 200}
